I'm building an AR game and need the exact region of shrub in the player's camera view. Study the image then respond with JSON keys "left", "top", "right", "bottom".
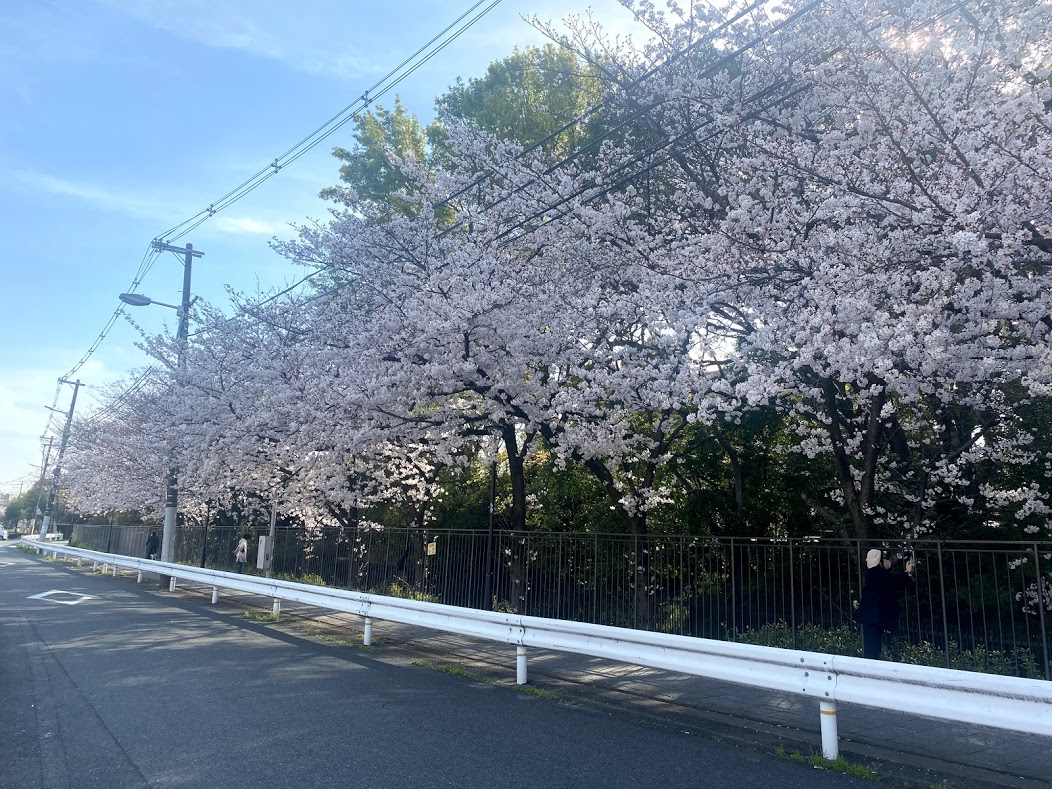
{"left": 738, "top": 622, "right": 1041, "bottom": 678}
{"left": 382, "top": 577, "right": 439, "bottom": 603}
{"left": 277, "top": 572, "right": 327, "bottom": 587}
{"left": 740, "top": 622, "right": 862, "bottom": 656}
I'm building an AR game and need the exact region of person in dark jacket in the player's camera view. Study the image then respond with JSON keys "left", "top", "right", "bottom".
{"left": 145, "top": 531, "right": 160, "bottom": 560}
{"left": 858, "top": 549, "right": 914, "bottom": 660}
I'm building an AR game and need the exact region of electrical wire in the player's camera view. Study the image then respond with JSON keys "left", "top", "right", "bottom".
{"left": 158, "top": 0, "right": 502, "bottom": 245}
{"left": 54, "top": 0, "right": 969, "bottom": 460}
{"left": 295, "top": 0, "right": 971, "bottom": 315}
{"left": 46, "top": 0, "right": 504, "bottom": 425}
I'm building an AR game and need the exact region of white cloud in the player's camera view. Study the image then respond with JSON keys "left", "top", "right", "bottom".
{"left": 212, "top": 215, "right": 287, "bottom": 236}
{"left": 12, "top": 170, "right": 282, "bottom": 234}
{"left": 96, "top": 0, "right": 646, "bottom": 82}
{"left": 0, "top": 368, "right": 73, "bottom": 495}
{"left": 0, "top": 353, "right": 141, "bottom": 495}
{"left": 14, "top": 170, "right": 172, "bottom": 221}
{"left": 97, "top": 0, "right": 385, "bottom": 79}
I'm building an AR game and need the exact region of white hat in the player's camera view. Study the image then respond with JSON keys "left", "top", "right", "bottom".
{"left": 866, "top": 549, "right": 882, "bottom": 569}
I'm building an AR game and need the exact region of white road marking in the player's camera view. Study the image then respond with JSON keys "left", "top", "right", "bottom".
{"left": 28, "top": 590, "right": 97, "bottom": 605}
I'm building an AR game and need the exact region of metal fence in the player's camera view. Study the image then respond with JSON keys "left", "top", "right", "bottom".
{"left": 68, "top": 523, "right": 1051, "bottom": 680}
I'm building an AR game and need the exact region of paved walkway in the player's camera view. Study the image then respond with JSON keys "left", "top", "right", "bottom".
{"left": 301, "top": 614, "right": 1052, "bottom": 788}
{"left": 36, "top": 553, "right": 1052, "bottom": 788}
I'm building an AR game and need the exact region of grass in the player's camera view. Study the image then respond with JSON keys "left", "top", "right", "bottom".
{"left": 303, "top": 625, "right": 374, "bottom": 651}
{"left": 437, "top": 664, "right": 487, "bottom": 682}
{"left": 809, "top": 753, "right": 877, "bottom": 779}
{"left": 774, "top": 747, "right": 876, "bottom": 780}
{"left": 516, "top": 684, "right": 560, "bottom": 700}
{"left": 412, "top": 660, "right": 563, "bottom": 701}
{"left": 774, "top": 746, "right": 806, "bottom": 764}
{"left": 244, "top": 611, "right": 280, "bottom": 622}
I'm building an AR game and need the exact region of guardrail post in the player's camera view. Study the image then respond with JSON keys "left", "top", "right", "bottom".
{"left": 169, "top": 576, "right": 176, "bottom": 592}
{"left": 363, "top": 617, "right": 373, "bottom": 646}
{"left": 211, "top": 587, "right": 218, "bottom": 604}
{"left": 516, "top": 646, "right": 527, "bottom": 684}
{"left": 819, "top": 701, "right": 838, "bottom": 759}
{"left": 112, "top": 564, "right": 117, "bottom": 577}
{"left": 92, "top": 561, "right": 98, "bottom": 571}
{"left": 76, "top": 558, "right": 82, "bottom": 567}
{"left": 272, "top": 599, "right": 281, "bottom": 619}
{"left": 137, "top": 571, "right": 142, "bottom": 583}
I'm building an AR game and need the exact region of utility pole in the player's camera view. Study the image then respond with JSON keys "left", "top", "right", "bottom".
{"left": 29, "top": 437, "right": 54, "bottom": 535}
{"left": 150, "top": 240, "right": 202, "bottom": 582}
{"left": 265, "top": 496, "right": 278, "bottom": 578}
{"left": 39, "top": 379, "right": 81, "bottom": 541}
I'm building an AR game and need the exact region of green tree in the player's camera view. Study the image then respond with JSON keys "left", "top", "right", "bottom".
{"left": 321, "top": 46, "right": 609, "bottom": 222}
{"left": 320, "top": 95, "right": 436, "bottom": 221}
{"left": 3, "top": 481, "right": 44, "bottom": 529}
{"left": 434, "top": 44, "right": 606, "bottom": 161}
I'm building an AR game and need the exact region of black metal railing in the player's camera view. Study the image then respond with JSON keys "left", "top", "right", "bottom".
{"left": 67, "top": 523, "right": 1051, "bottom": 680}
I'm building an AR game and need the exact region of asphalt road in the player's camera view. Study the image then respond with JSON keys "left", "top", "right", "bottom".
{"left": 0, "top": 542, "right": 866, "bottom": 789}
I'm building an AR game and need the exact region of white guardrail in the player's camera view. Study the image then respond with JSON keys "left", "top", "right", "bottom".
{"left": 23, "top": 538, "right": 1052, "bottom": 759}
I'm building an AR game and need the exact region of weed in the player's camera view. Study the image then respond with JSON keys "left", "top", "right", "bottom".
{"left": 774, "top": 747, "right": 807, "bottom": 764}
{"left": 244, "top": 611, "right": 280, "bottom": 622}
{"left": 413, "top": 660, "right": 559, "bottom": 701}
{"left": 438, "top": 664, "right": 486, "bottom": 682}
{"left": 491, "top": 597, "right": 516, "bottom": 613}
{"left": 516, "top": 685, "right": 559, "bottom": 700}
{"left": 808, "top": 754, "right": 877, "bottom": 779}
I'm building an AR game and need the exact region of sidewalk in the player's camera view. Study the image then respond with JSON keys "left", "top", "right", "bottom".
{"left": 298, "top": 613, "right": 1052, "bottom": 788}
{"left": 62, "top": 560, "right": 1052, "bottom": 788}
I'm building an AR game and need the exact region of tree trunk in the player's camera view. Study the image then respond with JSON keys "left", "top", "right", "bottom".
{"left": 821, "top": 377, "right": 887, "bottom": 540}
{"left": 502, "top": 425, "right": 528, "bottom": 532}
{"left": 501, "top": 425, "right": 529, "bottom": 611}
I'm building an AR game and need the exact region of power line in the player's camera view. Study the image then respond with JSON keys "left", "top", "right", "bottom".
{"left": 158, "top": 0, "right": 502, "bottom": 246}
{"left": 295, "top": 0, "right": 970, "bottom": 315}
{"left": 50, "top": 0, "right": 503, "bottom": 405}
{"left": 288, "top": 0, "right": 819, "bottom": 309}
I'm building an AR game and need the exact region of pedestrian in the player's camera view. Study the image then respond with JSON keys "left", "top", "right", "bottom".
{"left": 857, "top": 548, "right": 914, "bottom": 660}
{"left": 145, "top": 530, "right": 160, "bottom": 560}
{"left": 234, "top": 533, "right": 249, "bottom": 574}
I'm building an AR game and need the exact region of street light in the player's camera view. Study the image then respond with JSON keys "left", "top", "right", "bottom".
{"left": 121, "top": 241, "right": 203, "bottom": 584}
{"left": 119, "top": 293, "right": 181, "bottom": 311}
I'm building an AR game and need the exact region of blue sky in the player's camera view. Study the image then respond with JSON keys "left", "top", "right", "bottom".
{"left": 0, "top": 0, "right": 642, "bottom": 495}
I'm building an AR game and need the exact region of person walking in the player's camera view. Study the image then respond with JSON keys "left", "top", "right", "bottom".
{"left": 234, "top": 533, "right": 249, "bottom": 574}
{"left": 145, "top": 530, "right": 160, "bottom": 560}
{"left": 858, "top": 549, "right": 914, "bottom": 660}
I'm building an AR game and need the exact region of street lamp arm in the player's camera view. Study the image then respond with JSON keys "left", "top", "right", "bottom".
{"left": 119, "top": 293, "right": 181, "bottom": 311}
